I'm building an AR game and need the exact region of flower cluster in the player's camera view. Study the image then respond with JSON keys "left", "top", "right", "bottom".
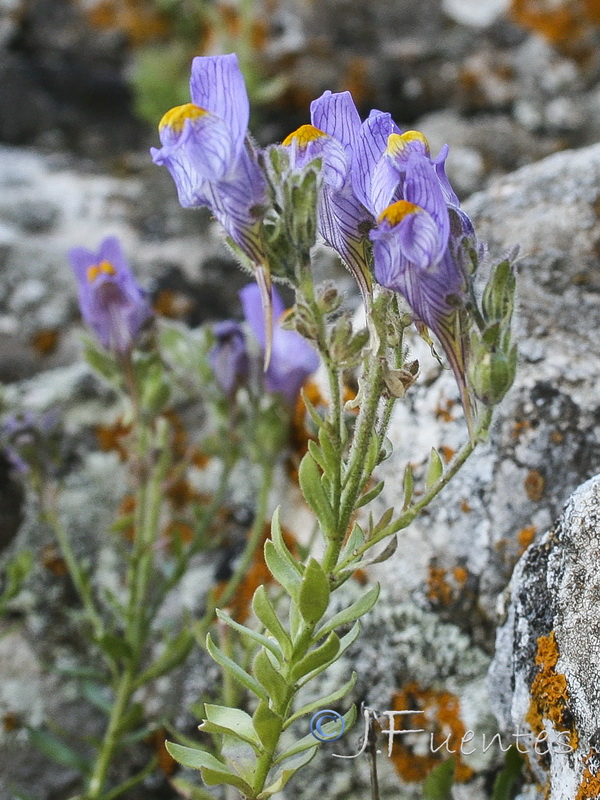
{"left": 148, "top": 53, "right": 512, "bottom": 421}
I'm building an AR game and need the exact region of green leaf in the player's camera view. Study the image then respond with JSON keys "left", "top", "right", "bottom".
{"left": 134, "top": 629, "right": 194, "bottom": 688}
{"left": 423, "top": 756, "right": 455, "bottom": 800}
{"left": 274, "top": 704, "right": 357, "bottom": 765}
{"left": 316, "top": 585, "right": 380, "bottom": 638}
{"left": 165, "top": 742, "right": 253, "bottom": 795}
{"left": 200, "top": 705, "right": 260, "bottom": 750}
{"left": 116, "top": 702, "right": 144, "bottom": 736}
{"left": 291, "top": 632, "right": 340, "bottom": 682}
{"left": 298, "top": 452, "right": 336, "bottom": 535}
{"left": 95, "top": 632, "right": 133, "bottom": 665}
{"left": 318, "top": 425, "right": 340, "bottom": 474}
{"left": 253, "top": 649, "right": 288, "bottom": 710}
{"left": 206, "top": 634, "right": 268, "bottom": 702}
{"left": 27, "top": 727, "right": 90, "bottom": 774}
{"left": 298, "top": 559, "right": 330, "bottom": 624}
{"left": 81, "top": 682, "right": 112, "bottom": 715}
{"left": 82, "top": 336, "right": 120, "bottom": 385}
{"left": 492, "top": 746, "right": 524, "bottom": 800}
{"left": 170, "top": 779, "right": 216, "bottom": 800}
{"left": 270, "top": 508, "right": 303, "bottom": 577}
{"left": 298, "top": 622, "right": 361, "bottom": 685}
{"left": 285, "top": 672, "right": 357, "bottom": 729}
{"left": 253, "top": 701, "right": 283, "bottom": 751}
{"left": 300, "top": 386, "right": 324, "bottom": 430}
{"left": 252, "top": 585, "right": 292, "bottom": 657}
{"left": 257, "top": 747, "right": 317, "bottom": 797}
{"left": 355, "top": 481, "right": 385, "bottom": 509}
{"left": 216, "top": 609, "right": 282, "bottom": 660}
{"left": 426, "top": 448, "right": 444, "bottom": 489}
{"left": 403, "top": 464, "right": 414, "bottom": 509}
{"left": 264, "top": 540, "right": 302, "bottom": 600}
{"left": 338, "top": 523, "right": 365, "bottom": 566}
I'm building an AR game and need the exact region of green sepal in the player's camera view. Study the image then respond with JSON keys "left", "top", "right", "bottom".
{"left": 403, "top": 464, "right": 414, "bottom": 509}
{"left": 206, "top": 634, "right": 268, "bottom": 702}
{"left": 253, "top": 649, "right": 289, "bottom": 710}
{"left": 273, "top": 704, "right": 357, "bottom": 766}
{"left": 316, "top": 584, "right": 380, "bottom": 639}
{"left": 298, "top": 452, "right": 336, "bottom": 536}
{"left": 356, "top": 481, "right": 385, "bottom": 509}
{"left": 257, "top": 747, "right": 317, "bottom": 798}
{"left": 298, "top": 559, "right": 330, "bottom": 624}
{"left": 284, "top": 672, "right": 357, "bottom": 729}
{"left": 291, "top": 632, "right": 340, "bottom": 682}
{"left": 426, "top": 448, "right": 444, "bottom": 489}
{"left": 264, "top": 540, "right": 302, "bottom": 600}
{"left": 165, "top": 742, "right": 253, "bottom": 795}
{"left": 133, "top": 628, "right": 194, "bottom": 689}
{"left": 252, "top": 585, "right": 293, "bottom": 658}
{"left": 253, "top": 701, "right": 283, "bottom": 751}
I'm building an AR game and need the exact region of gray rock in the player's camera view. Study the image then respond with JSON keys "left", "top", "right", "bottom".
{"left": 488, "top": 474, "right": 600, "bottom": 799}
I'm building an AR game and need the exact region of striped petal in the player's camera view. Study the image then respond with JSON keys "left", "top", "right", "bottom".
{"left": 190, "top": 53, "right": 249, "bottom": 158}
{"left": 310, "top": 90, "right": 361, "bottom": 152}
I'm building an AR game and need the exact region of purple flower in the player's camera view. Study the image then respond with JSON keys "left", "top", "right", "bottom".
{"left": 367, "top": 131, "right": 475, "bottom": 428}
{"left": 151, "top": 54, "right": 267, "bottom": 269}
{"left": 70, "top": 236, "right": 152, "bottom": 354}
{"left": 239, "top": 283, "right": 319, "bottom": 405}
{"left": 282, "top": 91, "right": 375, "bottom": 300}
{"left": 209, "top": 320, "right": 249, "bottom": 397}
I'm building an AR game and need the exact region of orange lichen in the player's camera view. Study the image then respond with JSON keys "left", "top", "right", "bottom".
{"left": 460, "top": 499, "right": 472, "bottom": 513}
{"left": 147, "top": 727, "right": 177, "bottom": 776}
{"left": 526, "top": 631, "right": 578, "bottom": 753}
{"left": 427, "top": 566, "right": 453, "bottom": 606}
{"left": 550, "top": 430, "right": 564, "bottom": 444}
{"left": 86, "top": 0, "right": 170, "bottom": 45}
{"left": 2, "top": 711, "right": 21, "bottom": 732}
{"left": 510, "top": 0, "right": 600, "bottom": 60}
{"left": 163, "top": 520, "right": 194, "bottom": 548}
{"left": 439, "top": 445, "right": 456, "bottom": 464}
{"left": 517, "top": 525, "right": 537, "bottom": 555}
{"left": 152, "top": 289, "right": 194, "bottom": 319}
{"left": 389, "top": 683, "right": 474, "bottom": 783}
{"left": 31, "top": 329, "right": 60, "bottom": 356}
{"left": 342, "top": 57, "right": 371, "bottom": 107}
{"left": 96, "top": 419, "right": 132, "bottom": 461}
{"left": 524, "top": 470, "right": 545, "bottom": 502}
{"left": 575, "top": 751, "right": 600, "bottom": 800}
{"left": 434, "top": 394, "right": 456, "bottom": 423}
{"left": 42, "top": 544, "right": 67, "bottom": 576}
{"left": 512, "top": 419, "right": 532, "bottom": 439}
{"left": 452, "top": 566, "right": 469, "bottom": 585}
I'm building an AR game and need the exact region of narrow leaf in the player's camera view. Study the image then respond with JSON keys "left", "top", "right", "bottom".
{"left": 134, "top": 629, "right": 194, "bottom": 688}
{"left": 252, "top": 585, "right": 292, "bottom": 657}
{"left": 285, "top": 672, "right": 357, "bottom": 729}
{"left": 356, "top": 481, "right": 385, "bottom": 509}
{"left": 298, "top": 452, "right": 336, "bottom": 534}
{"left": 403, "top": 464, "right": 414, "bottom": 509}
{"left": 297, "top": 622, "right": 361, "bottom": 686}
{"left": 216, "top": 609, "right": 282, "bottom": 660}
{"left": 426, "top": 447, "right": 444, "bottom": 489}
{"left": 200, "top": 705, "right": 260, "bottom": 749}
{"left": 298, "top": 559, "right": 330, "bottom": 624}
{"left": 27, "top": 727, "right": 90, "bottom": 774}
{"left": 316, "top": 585, "right": 380, "bottom": 638}
{"left": 206, "top": 634, "right": 268, "bottom": 702}
{"left": 291, "top": 633, "right": 340, "bottom": 682}
{"left": 492, "top": 746, "right": 524, "bottom": 800}
{"left": 253, "top": 649, "right": 288, "bottom": 709}
{"left": 270, "top": 508, "right": 302, "bottom": 576}
{"left": 274, "top": 704, "right": 357, "bottom": 765}
{"left": 264, "top": 540, "right": 302, "bottom": 599}
{"left": 423, "top": 756, "right": 455, "bottom": 800}
{"left": 166, "top": 742, "right": 253, "bottom": 795}
{"left": 257, "top": 747, "right": 317, "bottom": 797}
{"left": 253, "top": 701, "right": 283, "bottom": 751}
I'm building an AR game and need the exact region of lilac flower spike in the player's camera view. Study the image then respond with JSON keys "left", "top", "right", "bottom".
{"left": 282, "top": 91, "right": 374, "bottom": 300}
{"left": 368, "top": 131, "right": 475, "bottom": 431}
{"left": 151, "top": 54, "right": 273, "bottom": 365}
{"left": 240, "top": 283, "right": 319, "bottom": 405}
{"left": 70, "top": 236, "right": 152, "bottom": 354}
